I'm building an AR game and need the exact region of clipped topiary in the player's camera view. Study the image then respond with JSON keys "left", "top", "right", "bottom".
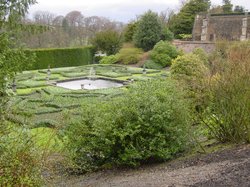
{"left": 100, "top": 55, "right": 119, "bottom": 64}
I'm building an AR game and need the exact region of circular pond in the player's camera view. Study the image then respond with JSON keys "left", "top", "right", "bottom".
{"left": 56, "top": 78, "right": 124, "bottom": 90}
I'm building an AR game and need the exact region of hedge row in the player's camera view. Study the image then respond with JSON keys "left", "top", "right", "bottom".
{"left": 25, "top": 46, "right": 95, "bottom": 70}
{"left": 211, "top": 12, "right": 249, "bottom": 16}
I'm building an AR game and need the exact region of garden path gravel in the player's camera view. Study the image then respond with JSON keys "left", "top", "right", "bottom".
{"left": 49, "top": 144, "right": 250, "bottom": 187}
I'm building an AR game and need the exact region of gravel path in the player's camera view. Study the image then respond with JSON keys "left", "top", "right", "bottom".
{"left": 49, "top": 145, "right": 250, "bottom": 187}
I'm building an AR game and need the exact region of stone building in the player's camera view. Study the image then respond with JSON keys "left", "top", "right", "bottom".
{"left": 192, "top": 12, "right": 250, "bottom": 41}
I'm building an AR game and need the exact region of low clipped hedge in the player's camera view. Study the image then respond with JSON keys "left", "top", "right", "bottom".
{"left": 25, "top": 46, "right": 95, "bottom": 70}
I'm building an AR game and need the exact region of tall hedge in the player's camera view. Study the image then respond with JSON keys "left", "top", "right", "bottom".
{"left": 25, "top": 46, "right": 95, "bottom": 70}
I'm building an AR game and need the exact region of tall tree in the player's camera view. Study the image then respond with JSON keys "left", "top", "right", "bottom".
{"left": 123, "top": 21, "right": 138, "bottom": 42}
{"left": 234, "top": 5, "right": 244, "bottom": 13}
{"left": 169, "top": 0, "right": 211, "bottom": 35}
{"left": 33, "top": 11, "right": 55, "bottom": 25}
{"left": 133, "top": 10, "right": 162, "bottom": 51}
{"left": 0, "top": 0, "right": 36, "bottom": 97}
{"left": 222, "top": 0, "right": 233, "bottom": 13}
{"left": 65, "top": 11, "right": 83, "bottom": 27}
{"left": 52, "top": 15, "right": 64, "bottom": 26}
{"left": 91, "top": 29, "right": 122, "bottom": 55}
{"left": 159, "top": 8, "right": 175, "bottom": 26}
{"left": 209, "top": 5, "right": 223, "bottom": 14}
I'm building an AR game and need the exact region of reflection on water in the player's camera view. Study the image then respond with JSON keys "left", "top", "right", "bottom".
{"left": 56, "top": 79, "right": 123, "bottom": 90}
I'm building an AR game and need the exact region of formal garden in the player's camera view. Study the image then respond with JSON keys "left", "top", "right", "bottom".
{"left": 1, "top": 0, "right": 250, "bottom": 186}
{"left": 10, "top": 64, "right": 164, "bottom": 129}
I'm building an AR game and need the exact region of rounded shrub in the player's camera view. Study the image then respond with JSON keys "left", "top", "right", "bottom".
{"left": 171, "top": 53, "right": 208, "bottom": 82}
{"left": 117, "top": 47, "right": 143, "bottom": 65}
{"left": 143, "top": 60, "right": 163, "bottom": 70}
{"left": 161, "top": 27, "right": 174, "bottom": 41}
{"left": 150, "top": 40, "right": 179, "bottom": 67}
{"left": 100, "top": 55, "right": 119, "bottom": 64}
{"left": 192, "top": 48, "right": 209, "bottom": 65}
{"left": 65, "top": 79, "right": 191, "bottom": 172}
{"left": 133, "top": 10, "right": 162, "bottom": 51}
{"left": 170, "top": 53, "right": 209, "bottom": 110}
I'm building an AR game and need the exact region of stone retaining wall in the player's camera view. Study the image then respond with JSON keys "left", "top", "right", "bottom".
{"left": 172, "top": 40, "right": 215, "bottom": 53}
{"left": 193, "top": 13, "right": 250, "bottom": 41}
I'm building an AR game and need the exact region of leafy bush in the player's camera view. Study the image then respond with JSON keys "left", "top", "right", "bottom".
{"left": 0, "top": 124, "right": 43, "bottom": 186}
{"left": 100, "top": 55, "right": 119, "bottom": 64}
{"left": 192, "top": 48, "right": 209, "bottom": 65}
{"left": 117, "top": 47, "right": 143, "bottom": 65}
{"left": 150, "top": 40, "right": 179, "bottom": 67}
{"left": 25, "top": 46, "right": 95, "bottom": 70}
{"left": 0, "top": 34, "right": 35, "bottom": 96}
{"left": 65, "top": 79, "right": 191, "bottom": 172}
{"left": 91, "top": 30, "right": 122, "bottom": 55}
{"left": 133, "top": 10, "right": 162, "bottom": 51}
{"left": 203, "top": 41, "right": 250, "bottom": 143}
{"left": 161, "top": 27, "right": 174, "bottom": 41}
{"left": 170, "top": 53, "right": 209, "bottom": 110}
{"left": 124, "top": 21, "right": 138, "bottom": 42}
{"left": 143, "top": 60, "right": 163, "bottom": 70}
{"left": 175, "top": 34, "right": 192, "bottom": 40}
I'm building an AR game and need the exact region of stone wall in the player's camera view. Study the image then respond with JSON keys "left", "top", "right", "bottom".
{"left": 193, "top": 13, "right": 250, "bottom": 41}
{"left": 172, "top": 40, "right": 215, "bottom": 53}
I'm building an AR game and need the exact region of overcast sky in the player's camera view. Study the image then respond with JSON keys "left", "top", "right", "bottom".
{"left": 28, "top": 0, "right": 250, "bottom": 22}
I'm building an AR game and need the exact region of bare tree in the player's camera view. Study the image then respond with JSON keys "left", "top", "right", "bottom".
{"left": 159, "top": 8, "right": 175, "bottom": 26}
{"left": 19, "top": 10, "right": 124, "bottom": 48}
{"left": 65, "top": 11, "right": 84, "bottom": 27}
{"left": 52, "top": 15, "right": 64, "bottom": 26}
{"left": 33, "top": 11, "right": 55, "bottom": 25}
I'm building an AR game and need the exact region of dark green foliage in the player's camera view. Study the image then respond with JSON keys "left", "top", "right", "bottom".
{"left": 25, "top": 46, "right": 95, "bottom": 70}
{"left": 0, "top": 1, "right": 44, "bottom": 185}
{"left": 234, "top": 5, "right": 245, "bottom": 13}
{"left": 0, "top": 34, "right": 35, "bottom": 96}
{"left": 133, "top": 10, "right": 162, "bottom": 51}
{"left": 117, "top": 47, "right": 143, "bottom": 65}
{"left": 124, "top": 22, "right": 138, "bottom": 42}
{"left": 222, "top": 0, "right": 233, "bottom": 13}
{"left": 211, "top": 12, "right": 248, "bottom": 16}
{"left": 0, "top": 0, "right": 37, "bottom": 29}
{"left": 91, "top": 30, "right": 122, "bottom": 55}
{"left": 0, "top": 0, "right": 37, "bottom": 94}
{"left": 175, "top": 34, "right": 192, "bottom": 40}
{"left": 150, "top": 41, "right": 179, "bottom": 67}
{"left": 65, "top": 79, "right": 191, "bottom": 172}
{"left": 169, "top": 0, "right": 210, "bottom": 35}
{"left": 143, "top": 60, "right": 163, "bottom": 70}
{"left": 161, "top": 27, "right": 174, "bottom": 41}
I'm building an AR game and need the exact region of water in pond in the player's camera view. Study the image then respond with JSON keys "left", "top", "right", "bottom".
{"left": 56, "top": 79, "right": 123, "bottom": 90}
